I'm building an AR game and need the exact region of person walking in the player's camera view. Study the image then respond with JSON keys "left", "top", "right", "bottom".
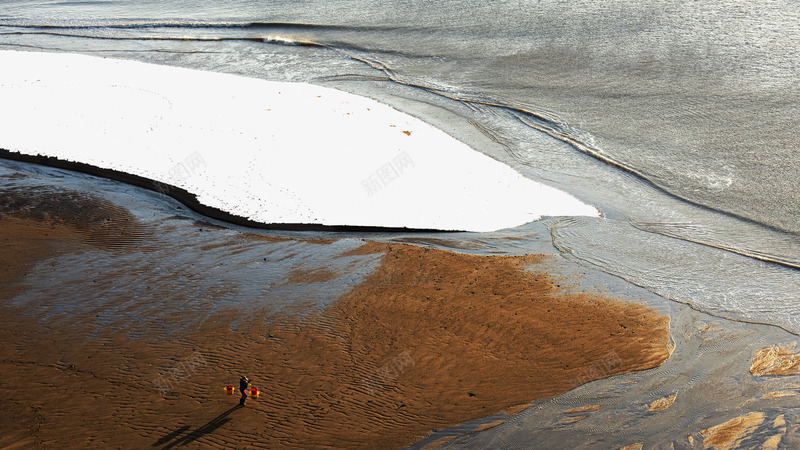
{"left": 239, "top": 376, "right": 251, "bottom": 406}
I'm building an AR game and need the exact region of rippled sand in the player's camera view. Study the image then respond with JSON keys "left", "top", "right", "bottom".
{"left": 0, "top": 167, "right": 668, "bottom": 448}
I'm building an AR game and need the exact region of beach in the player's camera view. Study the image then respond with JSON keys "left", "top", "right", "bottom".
{"left": 0, "top": 170, "right": 670, "bottom": 447}
{"left": 2, "top": 1, "right": 800, "bottom": 447}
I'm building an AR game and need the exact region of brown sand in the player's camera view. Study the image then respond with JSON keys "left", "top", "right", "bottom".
{"left": 701, "top": 412, "right": 765, "bottom": 449}
{"left": 422, "top": 435, "right": 458, "bottom": 449}
{"left": 564, "top": 404, "right": 605, "bottom": 414}
{"left": 762, "top": 389, "right": 798, "bottom": 399}
{"left": 503, "top": 402, "right": 534, "bottom": 415}
{"left": 0, "top": 201, "right": 672, "bottom": 447}
{"left": 763, "top": 415, "right": 788, "bottom": 450}
{"left": 241, "top": 231, "right": 336, "bottom": 246}
{"left": 0, "top": 186, "right": 150, "bottom": 248}
{"left": 763, "top": 433, "right": 784, "bottom": 450}
{"left": 0, "top": 217, "right": 82, "bottom": 296}
{"left": 471, "top": 420, "right": 505, "bottom": 432}
{"left": 285, "top": 267, "right": 338, "bottom": 284}
{"left": 698, "top": 321, "right": 722, "bottom": 334}
{"left": 560, "top": 415, "right": 588, "bottom": 425}
{"left": 0, "top": 186, "right": 149, "bottom": 299}
{"left": 619, "top": 444, "right": 643, "bottom": 450}
{"left": 648, "top": 392, "right": 677, "bottom": 411}
{"left": 750, "top": 342, "right": 800, "bottom": 376}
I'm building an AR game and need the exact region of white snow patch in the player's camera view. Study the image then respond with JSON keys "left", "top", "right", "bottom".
{"left": 0, "top": 50, "right": 598, "bottom": 231}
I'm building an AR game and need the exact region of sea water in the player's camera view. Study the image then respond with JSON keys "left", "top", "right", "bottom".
{"left": 2, "top": 1, "right": 799, "bottom": 333}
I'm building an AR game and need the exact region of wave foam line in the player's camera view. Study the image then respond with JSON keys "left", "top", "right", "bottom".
{"left": 631, "top": 222, "right": 800, "bottom": 271}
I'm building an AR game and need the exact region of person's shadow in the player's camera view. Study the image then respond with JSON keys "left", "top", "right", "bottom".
{"left": 152, "top": 404, "right": 243, "bottom": 448}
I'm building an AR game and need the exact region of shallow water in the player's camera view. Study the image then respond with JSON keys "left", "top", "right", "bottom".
{"left": 0, "top": 160, "right": 382, "bottom": 336}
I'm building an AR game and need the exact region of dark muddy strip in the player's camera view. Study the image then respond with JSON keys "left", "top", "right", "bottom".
{"left": 0, "top": 149, "right": 458, "bottom": 234}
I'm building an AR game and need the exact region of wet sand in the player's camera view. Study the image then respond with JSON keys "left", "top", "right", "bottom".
{"left": 0, "top": 185, "right": 671, "bottom": 448}
{"left": 750, "top": 342, "right": 800, "bottom": 376}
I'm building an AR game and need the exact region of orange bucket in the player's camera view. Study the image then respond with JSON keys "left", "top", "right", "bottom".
{"left": 225, "top": 385, "right": 234, "bottom": 395}
{"left": 250, "top": 387, "right": 259, "bottom": 398}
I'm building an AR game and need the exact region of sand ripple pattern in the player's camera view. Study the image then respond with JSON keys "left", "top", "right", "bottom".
{"left": 417, "top": 300, "right": 800, "bottom": 449}
{"left": 0, "top": 185, "right": 150, "bottom": 249}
